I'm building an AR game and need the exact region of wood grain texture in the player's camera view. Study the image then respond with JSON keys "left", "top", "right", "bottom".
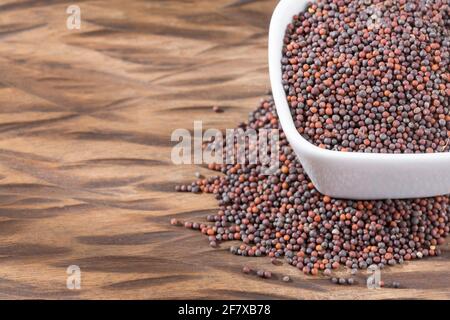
{"left": 0, "top": 0, "right": 449, "bottom": 300}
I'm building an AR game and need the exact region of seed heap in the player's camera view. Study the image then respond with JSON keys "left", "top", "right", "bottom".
{"left": 176, "top": 98, "right": 449, "bottom": 276}
{"left": 282, "top": 0, "right": 449, "bottom": 153}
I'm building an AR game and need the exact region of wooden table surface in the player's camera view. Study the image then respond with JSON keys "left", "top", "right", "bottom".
{"left": 0, "top": 0, "right": 448, "bottom": 300}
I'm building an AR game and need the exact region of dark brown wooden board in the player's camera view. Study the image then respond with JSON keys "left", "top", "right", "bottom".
{"left": 0, "top": 0, "right": 448, "bottom": 299}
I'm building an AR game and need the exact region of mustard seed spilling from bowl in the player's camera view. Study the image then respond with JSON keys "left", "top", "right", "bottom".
{"left": 175, "top": 98, "right": 449, "bottom": 276}
{"left": 282, "top": 0, "right": 449, "bottom": 153}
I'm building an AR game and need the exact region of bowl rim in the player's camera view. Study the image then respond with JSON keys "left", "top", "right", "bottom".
{"left": 268, "top": 0, "right": 450, "bottom": 162}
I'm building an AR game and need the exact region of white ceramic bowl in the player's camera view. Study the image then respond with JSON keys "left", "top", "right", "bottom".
{"left": 268, "top": 0, "right": 450, "bottom": 200}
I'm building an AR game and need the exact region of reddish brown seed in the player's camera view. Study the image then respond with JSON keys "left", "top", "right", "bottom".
{"left": 242, "top": 266, "right": 251, "bottom": 274}
{"left": 271, "top": 258, "right": 281, "bottom": 266}
{"left": 212, "top": 105, "right": 222, "bottom": 113}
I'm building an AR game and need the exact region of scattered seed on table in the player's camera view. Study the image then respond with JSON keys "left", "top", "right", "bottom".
{"left": 242, "top": 266, "right": 251, "bottom": 274}
{"left": 282, "top": 275, "right": 291, "bottom": 282}
{"left": 212, "top": 105, "right": 222, "bottom": 113}
{"left": 209, "top": 241, "right": 217, "bottom": 248}
{"left": 271, "top": 258, "right": 281, "bottom": 266}
{"left": 194, "top": 172, "right": 203, "bottom": 179}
